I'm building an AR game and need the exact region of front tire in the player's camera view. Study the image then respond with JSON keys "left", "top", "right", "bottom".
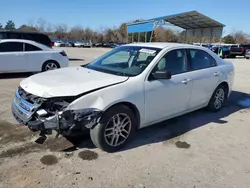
{"left": 90, "top": 105, "right": 136, "bottom": 152}
{"left": 207, "top": 85, "right": 227, "bottom": 112}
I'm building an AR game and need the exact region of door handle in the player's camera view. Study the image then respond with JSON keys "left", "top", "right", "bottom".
{"left": 214, "top": 72, "right": 220, "bottom": 76}
{"left": 182, "top": 78, "right": 191, "bottom": 84}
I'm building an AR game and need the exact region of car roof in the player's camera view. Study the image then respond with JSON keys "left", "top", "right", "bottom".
{"left": 125, "top": 42, "right": 202, "bottom": 49}
{"left": 0, "top": 39, "right": 51, "bottom": 50}
{"left": 0, "top": 30, "right": 46, "bottom": 35}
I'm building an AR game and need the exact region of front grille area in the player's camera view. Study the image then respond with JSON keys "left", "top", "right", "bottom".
{"left": 18, "top": 87, "right": 36, "bottom": 104}
{"left": 12, "top": 88, "right": 41, "bottom": 124}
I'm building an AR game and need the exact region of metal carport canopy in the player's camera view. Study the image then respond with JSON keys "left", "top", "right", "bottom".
{"left": 147, "top": 10, "right": 225, "bottom": 29}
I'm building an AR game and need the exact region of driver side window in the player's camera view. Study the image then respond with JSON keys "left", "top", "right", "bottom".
{"left": 101, "top": 50, "right": 130, "bottom": 65}
{"left": 152, "top": 49, "right": 187, "bottom": 75}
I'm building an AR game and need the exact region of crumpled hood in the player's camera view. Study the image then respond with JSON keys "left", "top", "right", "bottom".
{"left": 20, "top": 66, "right": 128, "bottom": 98}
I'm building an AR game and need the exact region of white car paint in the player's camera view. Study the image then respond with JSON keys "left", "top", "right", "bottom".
{"left": 21, "top": 66, "right": 128, "bottom": 98}
{"left": 54, "top": 41, "right": 64, "bottom": 47}
{"left": 74, "top": 42, "right": 83, "bottom": 47}
{"left": 0, "top": 39, "right": 69, "bottom": 73}
{"left": 18, "top": 42, "right": 234, "bottom": 129}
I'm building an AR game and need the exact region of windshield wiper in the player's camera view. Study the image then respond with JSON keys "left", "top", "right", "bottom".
{"left": 113, "top": 72, "right": 129, "bottom": 76}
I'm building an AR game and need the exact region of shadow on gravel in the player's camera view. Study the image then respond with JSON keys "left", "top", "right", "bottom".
{"left": 1, "top": 90, "right": 248, "bottom": 158}
{"left": 69, "top": 58, "right": 85, "bottom": 61}
{"left": 121, "top": 90, "right": 249, "bottom": 151}
{"left": 56, "top": 90, "right": 250, "bottom": 152}
{"left": 0, "top": 73, "right": 33, "bottom": 79}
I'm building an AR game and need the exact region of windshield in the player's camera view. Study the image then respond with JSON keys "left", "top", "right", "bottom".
{"left": 84, "top": 46, "right": 161, "bottom": 76}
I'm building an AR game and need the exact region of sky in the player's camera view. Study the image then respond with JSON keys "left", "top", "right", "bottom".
{"left": 1, "top": 0, "right": 249, "bottom": 35}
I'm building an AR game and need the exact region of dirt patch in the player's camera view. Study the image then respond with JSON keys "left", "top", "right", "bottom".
{"left": 40, "top": 155, "right": 58, "bottom": 165}
{"left": 0, "top": 142, "right": 42, "bottom": 158}
{"left": 0, "top": 120, "right": 35, "bottom": 145}
{"left": 42, "top": 137, "right": 75, "bottom": 152}
{"left": 0, "top": 136, "right": 76, "bottom": 158}
{"left": 175, "top": 141, "right": 191, "bottom": 149}
{"left": 78, "top": 150, "right": 98, "bottom": 161}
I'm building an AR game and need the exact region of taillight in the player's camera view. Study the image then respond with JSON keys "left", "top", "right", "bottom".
{"left": 60, "top": 51, "right": 67, "bottom": 56}
{"left": 242, "top": 48, "right": 245, "bottom": 53}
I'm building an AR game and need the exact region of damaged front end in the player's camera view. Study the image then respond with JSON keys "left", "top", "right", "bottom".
{"left": 11, "top": 87, "right": 102, "bottom": 136}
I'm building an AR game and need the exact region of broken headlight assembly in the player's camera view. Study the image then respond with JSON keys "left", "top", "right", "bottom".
{"left": 34, "top": 97, "right": 102, "bottom": 135}
{"left": 12, "top": 88, "right": 103, "bottom": 136}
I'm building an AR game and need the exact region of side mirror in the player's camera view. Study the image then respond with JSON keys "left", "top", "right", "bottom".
{"left": 152, "top": 70, "right": 172, "bottom": 80}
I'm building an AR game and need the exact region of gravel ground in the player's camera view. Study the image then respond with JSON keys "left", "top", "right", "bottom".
{"left": 0, "top": 48, "right": 250, "bottom": 188}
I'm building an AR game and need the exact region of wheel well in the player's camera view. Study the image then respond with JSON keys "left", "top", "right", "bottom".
{"left": 106, "top": 102, "right": 141, "bottom": 129}
{"left": 218, "top": 81, "right": 229, "bottom": 96}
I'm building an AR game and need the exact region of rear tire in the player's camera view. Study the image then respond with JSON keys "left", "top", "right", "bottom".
{"left": 207, "top": 85, "right": 227, "bottom": 112}
{"left": 42, "top": 61, "right": 60, "bottom": 72}
{"left": 90, "top": 105, "right": 136, "bottom": 152}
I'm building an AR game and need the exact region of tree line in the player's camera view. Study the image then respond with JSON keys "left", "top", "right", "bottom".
{"left": 0, "top": 19, "right": 249, "bottom": 44}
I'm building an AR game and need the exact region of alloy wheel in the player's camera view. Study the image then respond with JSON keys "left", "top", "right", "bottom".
{"left": 214, "top": 88, "right": 225, "bottom": 109}
{"left": 45, "top": 62, "right": 58, "bottom": 71}
{"left": 104, "top": 113, "right": 132, "bottom": 147}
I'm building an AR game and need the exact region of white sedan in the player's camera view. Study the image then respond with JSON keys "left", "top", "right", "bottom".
{"left": 11, "top": 42, "right": 234, "bottom": 152}
{"left": 0, "top": 39, "right": 69, "bottom": 73}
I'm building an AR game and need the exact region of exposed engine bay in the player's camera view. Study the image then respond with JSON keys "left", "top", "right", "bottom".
{"left": 12, "top": 87, "right": 102, "bottom": 137}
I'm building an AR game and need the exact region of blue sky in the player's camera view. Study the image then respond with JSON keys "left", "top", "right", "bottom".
{"left": 1, "top": 0, "right": 249, "bottom": 35}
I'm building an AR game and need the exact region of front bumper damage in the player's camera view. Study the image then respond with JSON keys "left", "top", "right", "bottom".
{"left": 11, "top": 87, "right": 102, "bottom": 136}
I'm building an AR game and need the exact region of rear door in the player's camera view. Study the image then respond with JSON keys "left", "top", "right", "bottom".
{"left": 23, "top": 42, "right": 45, "bottom": 72}
{"left": 186, "top": 49, "right": 220, "bottom": 109}
{"left": 0, "top": 42, "right": 28, "bottom": 72}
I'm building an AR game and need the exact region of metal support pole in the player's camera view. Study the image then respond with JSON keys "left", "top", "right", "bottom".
{"left": 200, "top": 29, "right": 204, "bottom": 45}
{"left": 145, "top": 32, "right": 147, "bottom": 42}
{"left": 149, "top": 31, "right": 154, "bottom": 42}
{"left": 127, "top": 31, "right": 129, "bottom": 43}
{"left": 138, "top": 33, "right": 140, "bottom": 42}
{"left": 149, "top": 20, "right": 160, "bottom": 42}
{"left": 132, "top": 33, "right": 134, "bottom": 43}
{"left": 185, "top": 30, "right": 187, "bottom": 43}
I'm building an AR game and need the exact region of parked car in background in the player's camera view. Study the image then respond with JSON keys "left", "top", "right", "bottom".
{"left": 74, "top": 41, "right": 84, "bottom": 47}
{"left": 69, "top": 41, "right": 75, "bottom": 47}
{"left": 227, "top": 44, "right": 245, "bottom": 57}
{"left": 82, "top": 40, "right": 92, "bottom": 48}
{"left": 245, "top": 48, "right": 250, "bottom": 59}
{"left": 94, "top": 43, "right": 103, "bottom": 47}
{"left": 64, "top": 42, "right": 72, "bottom": 47}
{"left": 0, "top": 39, "right": 69, "bottom": 73}
{"left": 242, "top": 44, "right": 250, "bottom": 59}
{"left": 54, "top": 41, "right": 65, "bottom": 47}
{"left": 0, "top": 30, "right": 53, "bottom": 48}
{"left": 11, "top": 42, "right": 234, "bottom": 152}
{"left": 210, "top": 45, "right": 220, "bottom": 54}
{"left": 102, "top": 42, "right": 111, "bottom": 48}
{"left": 211, "top": 45, "right": 230, "bottom": 58}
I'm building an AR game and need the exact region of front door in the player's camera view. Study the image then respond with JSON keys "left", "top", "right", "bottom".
{"left": 143, "top": 49, "right": 193, "bottom": 126}
{"left": 0, "top": 42, "right": 26, "bottom": 72}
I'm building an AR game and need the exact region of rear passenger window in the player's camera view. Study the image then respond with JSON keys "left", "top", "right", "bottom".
{"left": 25, "top": 43, "right": 42, "bottom": 51}
{"left": 188, "top": 49, "right": 216, "bottom": 71}
{"left": 0, "top": 42, "right": 23, "bottom": 52}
